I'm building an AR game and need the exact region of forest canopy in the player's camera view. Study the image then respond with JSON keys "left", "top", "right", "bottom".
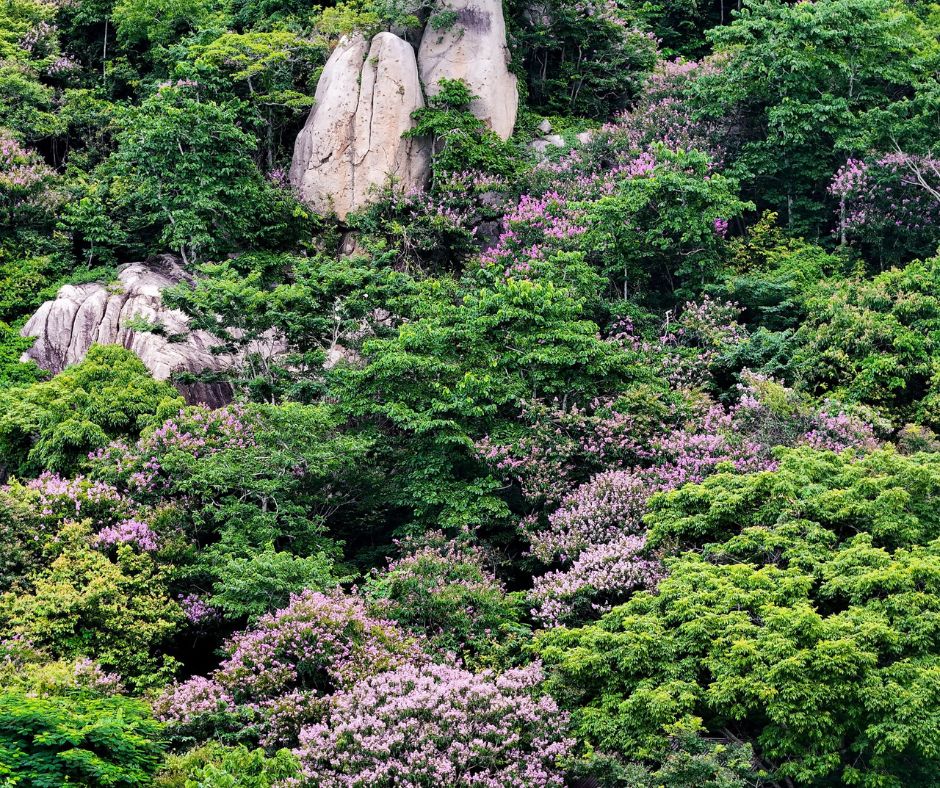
{"left": 3, "top": 0, "right": 940, "bottom": 784}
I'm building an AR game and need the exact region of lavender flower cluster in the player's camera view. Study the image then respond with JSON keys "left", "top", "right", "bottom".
{"left": 289, "top": 661, "right": 573, "bottom": 788}
{"left": 156, "top": 590, "right": 416, "bottom": 747}
{"left": 14, "top": 473, "right": 161, "bottom": 552}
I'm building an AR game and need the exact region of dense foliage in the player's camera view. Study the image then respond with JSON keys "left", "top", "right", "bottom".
{"left": 4, "top": 0, "right": 940, "bottom": 784}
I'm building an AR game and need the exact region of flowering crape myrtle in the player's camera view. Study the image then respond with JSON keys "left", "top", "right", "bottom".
{"left": 156, "top": 590, "right": 416, "bottom": 748}
{"left": 290, "top": 660, "right": 574, "bottom": 788}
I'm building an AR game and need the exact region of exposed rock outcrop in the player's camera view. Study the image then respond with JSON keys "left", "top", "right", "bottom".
{"left": 289, "top": 33, "right": 430, "bottom": 220}
{"left": 19, "top": 257, "right": 237, "bottom": 407}
{"left": 418, "top": 0, "right": 519, "bottom": 141}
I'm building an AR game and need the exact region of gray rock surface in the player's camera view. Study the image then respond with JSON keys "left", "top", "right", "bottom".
{"left": 418, "top": 0, "right": 519, "bottom": 140}
{"left": 529, "top": 134, "right": 568, "bottom": 155}
{"left": 290, "top": 33, "right": 430, "bottom": 219}
{"left": 19, "top": 257, "right": 236, "bottom": 407}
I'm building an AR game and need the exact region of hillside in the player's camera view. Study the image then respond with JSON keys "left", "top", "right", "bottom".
{"left": 3, "top": 0, "right": 940, "bottom": 785}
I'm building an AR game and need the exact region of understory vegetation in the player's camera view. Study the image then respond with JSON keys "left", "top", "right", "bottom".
{"left": 4, "top": 0, "right": 940, "bottom": 784}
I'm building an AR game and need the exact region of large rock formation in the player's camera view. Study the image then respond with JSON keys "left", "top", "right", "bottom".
{"left": 289, "top": 32, "right": 430, "bottom": 219}
{"left": 418, "top": 0, "right": 519, "bottom": 141}
{"left": 19, "top": 257, "right": 236, "bottom": 407}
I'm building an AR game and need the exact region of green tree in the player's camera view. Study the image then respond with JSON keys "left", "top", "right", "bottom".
{"left": 0, "top": 65, "right": 61, "bottom": 145}
{"left": 0, "top": 323, "right": 43, "bottom": 390}
{"left": 160, "top": 253, "right": 401, "bottom": 403}
{"left": 364, "top": 533, "right": 526, "bottom": 663}
{"left": 211, "top": 544, "right": 347, "bottom": 622}
{"left": 694, "top": 0, "right": 925, "bottom": 235}
{"left": 87, "top": 402, "right": 372, "bottom": 567}
{"left": 154, "top": 742, "right": 299, "bottom": 788}
{"left": 507, "top": 0, "right": 660, "bottom": 118}
{"left": 0, "top": 520, "right": 183, "bottom": 689}
{"left": 538, "top": 447, "right": 940, "bottom": 788}
{"left": 334, "top": 251, "right": 657, "bottom": 530}
{"left": 792, "top": 257, "right": 940, "bottom": 428}
{"left": 0, "top": 344, "right": 183, "bottom": 476}
{"left": 179, "top": 30, "right": 323, "bottom": 168}
{"left": 113, "top": 0, "right": 220, "bottom": 48}
{"left": 579, "top": 146, "right": 751, "bottom": 299}
{"left": 0, "top": 692, "right": 166, "bottom": 788}
{"left": 183, "top": 745, "right": 299, "bottom": 788}
{"left": 67, "top": 83, "right": 298, "bottom": 266}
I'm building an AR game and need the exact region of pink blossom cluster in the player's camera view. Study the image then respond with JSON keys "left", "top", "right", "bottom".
{"left": 18, "top": 21, "right": 56, "bottom": 55}
{"left": 156, "top": 591, "right": 416, "bottom": 747}
{"left": 46, "top": 54, "right": 80, "bottom": 75}
{"left": 485, "top": 150, "right": 722, "bottom": 293}
{"left": 177, "top": 594, "right": 220, "bottom": 627}
{"left": 13, "top": 473, "right": 161, "bottom": 551}
{"left": 520, "top": 372, "right": 879, "bottom": 623}
{"left": 0, "top": 636, "right": 43, "bottom": 672}
{"left": 528, "top": 468, "right": 649, "bottom": 562}
{"left": 525, "top": 468, "right": 663, "bottom": 624}
{"left": 71, "top": 657, "right": 125, "bottom": 695}
{"left": 268, "top": 167, "right": 290, "bottom": 188}
{"left": 95, "top": 518, "right": 161, "bottom": 551}
{"left": 156, "top": 78, "right": 199, "bottom": 93}
{"left": 610, "top": 297, "right": 747, "bottom": 389}
{"left": 89, "top": 405, "right": 257, "bottom": 494}
{"left": 530, "top": 533, "right": 663, "bottom": 624}
{"left": 0, "top": 132, "right": 56, "bottom": 222}
{"left": 829, "top": 153, "right": 940, "bottom": 245}
{"left": 478, "top": 191, "right": 588, "bottom": 277}
{"left": 523, "top": 58, "right": 724, "bottom": 205}
{"left": 476, "top": 396, "right": 644, "bottom": 505}
{"left": 288, "top": 660, "right": 573, "bottom": 788}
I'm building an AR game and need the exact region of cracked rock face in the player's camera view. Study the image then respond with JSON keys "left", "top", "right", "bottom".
{"left": 418, "top": 0, "right": 519, "bottom": 141}
{"left": 19, "top": 257, "right": 236, "bottom": 408}
{"left": 289, "top": 33, "right": 430, "bottom": 219}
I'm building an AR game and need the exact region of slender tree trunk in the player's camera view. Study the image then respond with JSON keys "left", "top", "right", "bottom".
{"left": 268, "top": 108, "right": 274, "bottom": 169}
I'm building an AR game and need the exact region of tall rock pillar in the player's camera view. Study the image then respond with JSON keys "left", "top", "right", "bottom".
{"left": 289, "top": 33, "right": 430, "bottom": 219}
{"left": 418, "top": 0, "right": 519, "bottom": 141}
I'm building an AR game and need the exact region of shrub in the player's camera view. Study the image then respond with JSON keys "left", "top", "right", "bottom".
{"left": 364, "top": 533, "right": 526, "bottom": 661}
{"left": 0, "top": 344, "right": 183, "bottom": 476}
{"left": 0, "top": 521, "right": 183, "bottom": 689}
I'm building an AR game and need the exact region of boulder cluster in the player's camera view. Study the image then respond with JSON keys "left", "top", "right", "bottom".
{"left": 289, "top": 0, "right": 518, "bottom": 219}
{"left": 19, "top": 257, "right": 241, "bottom": 406}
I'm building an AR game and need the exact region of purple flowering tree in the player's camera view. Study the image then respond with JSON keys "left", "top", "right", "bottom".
{"left": 520, "top": 371, "right": 879, "bottom": 625}
{"left": 290, "top": 660, "right": 574, "bottom": 788}
{"left": 156, "top": 590, "right": 417, "bottom": 748}
{"left": 0, "top": 473, "right": 163, "bottom": 565}
{"left": 0, "top": 132, "right": 57, "bottom": 229}
{"left": 830, "top": 152, "right": 940, "bottom": 258}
